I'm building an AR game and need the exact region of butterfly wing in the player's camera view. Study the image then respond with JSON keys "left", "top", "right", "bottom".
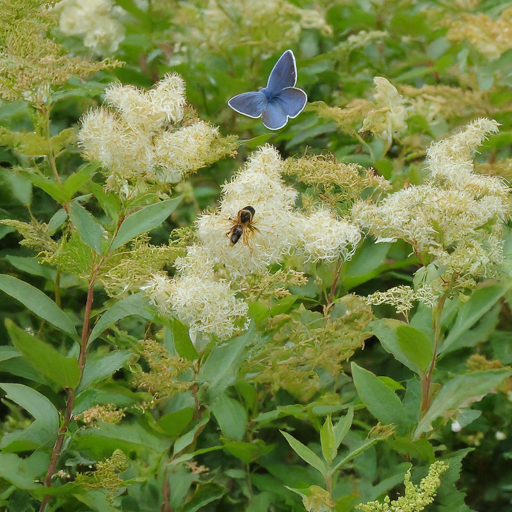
{"left": 266, "top": 49, "right": 297, "bottom": 96}
{"left": 275, "top": 87, "right": 307, "bottom": 118}
{"left": 228, "top": 91, "right": 268, "bottom": 118}
{"left": 262, "top": 100, "right": 288, "bottom": 130}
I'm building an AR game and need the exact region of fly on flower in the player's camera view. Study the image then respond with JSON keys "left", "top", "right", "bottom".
{"left": 228, "top": 50, "right": 308, "bottom": 130}
{"left": 227, "top": 206, "right": 260, "bottom": 247}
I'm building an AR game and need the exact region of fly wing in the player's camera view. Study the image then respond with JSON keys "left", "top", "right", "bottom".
{"left": 275, "top": 87, "right": 307, "bottom": 118}
{"left": 262, "top": 100, "right": 288, "bottom": 130}
{"left": 266, "top": 50, "right": 297, "bottom": 95}
{"left": 228, "top": 91, "right": 268, "bottom": 118}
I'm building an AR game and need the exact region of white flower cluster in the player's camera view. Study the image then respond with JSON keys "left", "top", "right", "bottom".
{"left": 78, "top": 75, "right": 236, "bottom": 194}
{"left": 354, "top": 118, "right": 511, "bottom": 303}
{"left": 145, "top": 146, "right": 361, "bottom": 340}
{"left": 360, "top": 77, "right": 410, "bottom": 147}
{"left": 54, "top": 0, "right": 125, "bottom": 55}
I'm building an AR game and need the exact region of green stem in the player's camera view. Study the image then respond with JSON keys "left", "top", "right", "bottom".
{"left": 420, "top": 293, "right": 448, "bottom": 416}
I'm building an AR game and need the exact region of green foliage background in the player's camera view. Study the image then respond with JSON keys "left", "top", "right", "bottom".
{"left": 1, "top": 1, "right": 512, "bottom": 511}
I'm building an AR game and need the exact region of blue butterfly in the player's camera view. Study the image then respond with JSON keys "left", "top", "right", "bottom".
{"left": 228, "top": 50, "right": 308, "bottom": 130}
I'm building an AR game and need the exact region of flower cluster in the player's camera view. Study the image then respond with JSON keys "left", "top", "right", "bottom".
{"left": 171, "top": 0, "right": 331, "bottom": 58}
{"left": 0, "top": 0, "right": 119, "bottom": 101}
{"left": 446, "top": 8, "right": 512, "bottom": 60}
{"left": 311, "top": 77, "right": 409, "bottom": 148}
{"left": 358, "top": 461, "right": 449, "bottom": 512}
{"left": 354, "top": 118, "right": 511, "bottom": 305}
{"left": 360, "top": 77, "right": 410, "bottom": 147}
{"left": 78, "top": 74, "right": 237, "bottom": 196}
{"left": 399, "top": 84, "right": 493, "bottom": 124}
{"left": 145, "top": 145, "right": 362, "bottom": 340}
{"left": 53, "top": 0, "right": 125, "bottom": 55}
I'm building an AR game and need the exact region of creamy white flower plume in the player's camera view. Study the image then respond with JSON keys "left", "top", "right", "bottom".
{"left": 78, "top": 74, "right": 237, "bottom": 193}
{"left": 54, "top": 0, "right": 125, "bottom": 54}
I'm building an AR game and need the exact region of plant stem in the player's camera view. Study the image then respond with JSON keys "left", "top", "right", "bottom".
{"left": 39, "top": 279, "right": 96, "bottom": 512}
{"left": 43, "top": 105, "right": 61, "bottom": 184}
{"left": 327, "top": 259, "right": 344, "bottom": 307}
{"left": 420, "top": 293, "right": 448, "bottom": 416}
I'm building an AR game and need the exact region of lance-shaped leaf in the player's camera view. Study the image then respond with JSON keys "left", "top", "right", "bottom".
{"left": 88, "top": 293, "right": 154, "bottom": 345}
{"left": 414, "top": 369, "right": 511, "bottom": 439}
{"left": 352, "top": 362, "right": 410, "bottom": 432}
{"left": 198, "top": 324, "right": 254, "bottom": 398}
{"left": 320, "top": 416, "right": 337, "bottom": 463}
{"left": 0, "top": 383, "right": 59, "bottom": 452}
{"left": 69, "top": 201, "right": 104, "bottom": 255}
{"left": 111, "top": 196, "right": 182, "bottom": 251}
{"left": 63, "top": 161, "right": 99, "bottom": 199}
{"left": 281, "top": 431, "right": 326, "bottom": 477}
{"left": 0, "top": 275, "right": 77, "bottom": 339}
{"left": 441, "top": 284, "right": 510, "bottom": 352}
{"left": 396, "top": 325, "right": 433, "bottom": 372}
{"left": 6, "top": 319, "right": 80, "bottom": 389}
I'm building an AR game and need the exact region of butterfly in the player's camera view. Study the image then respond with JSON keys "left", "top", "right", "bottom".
{"left": 228, "top": 49, "right": 308, "bottom": 130}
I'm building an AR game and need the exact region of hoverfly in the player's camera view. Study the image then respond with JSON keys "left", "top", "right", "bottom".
{"left": 226, "top": 206, "right": 260, "bottom": 247}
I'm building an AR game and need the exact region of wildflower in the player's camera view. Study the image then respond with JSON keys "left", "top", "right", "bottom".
{"left": 54, "top": 0, "right": 126, "bottom": 54}
{"left": 0, "top": 0, "right": 119, "bottom": 101}
{"left": 297, "top": 210, "right": 361, "bottom": 263}
{"left": 446, "top": 8, "right": 512, "bottom": 60}
{"left": 146, "top": 146, "right": 362, "bottom": 339}
{"left": 78, "top": 75, "right": 237, "bottom": 195}
{"left": 171, "top": 0, "right": 330, "bottom": 59}
{"left": 76, "top": 404, "right": 125, "bottom": 425}
{"left": 358, "top": 461, "right": 449, "bottom": 512}
{"left": 360, "top": 77, "right": 410, "bottom": 147}
{"left": 354, "top": 118, "right": 511, "bottom": 304}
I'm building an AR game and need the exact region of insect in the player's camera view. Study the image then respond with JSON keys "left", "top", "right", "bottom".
{"left": 228, "top": 49, "right": 307, "bottom": 130}
{"left": 226, "top": 206, "right": 260, "bottom": 247}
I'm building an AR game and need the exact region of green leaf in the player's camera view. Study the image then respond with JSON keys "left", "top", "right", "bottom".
{"left": 63, "top": 161, "right": 99, "bottom": 198}
{"left": 0, "top": 274, "right": 77, "bottom": 339}
{"left": 441, "top": 284, "right": 510, "bottom": 352}
{"left": 74, "top": 422, "right": 163, "bottom": 456}
{"left": 181, "top": 483, "right": 226, "bottom": 512}
{"left": 198, "top": 324, "right": 254, "bottom": 398}
{"left": 435, "top": 448, "right": 474, "bottom": 511}
{"left": 367, "top": 318, "right": 424, "bottom": 375}
{"left": 89, "top": 293, "right": 154, "bottom": 345}
{"left": 174, "top": 416, "right": 209, "bottom": 455}
{"left": 222, "top": 439, "right": 273, "bottom": 464}
{"left": 330, "top": 437, "right": 378, "bottom": 473}
{"left": 48, "top": 208, "right": 68, "bottom": 233}
{"left": 333, "top": 408, "right": 353, "bottom": 449}
{"left": 390, "top": 438, "right": 435, "bottom": 462}
{"left": 6, "top": 255, "right": 56, "bottom": 280}
{"left": 211, "top": 394, "right": 247, "bottom": 441}
{"left": 0, "top": 383, "right": 59, "bottom": 452}
{"left": 280, "top": 431, "right": 326, "bottom": 477}
{"left": 396, "top": 325, "right": 433, "bottom": 372}
{"left": 89, "top": 182, "right": 121, "bottom": 221}
{"left": 171, "top": 317, "right": 199, "bottom": 360}
{"left": 77, "top": 350, "right": 133, "bottom": 393}
{"left": 0, "top": 452, "right": 48, "bottom": 490}
{"left": 6, "top": 319, "right": 80, "bottom": 389}
{"left": 320, "top": 416, "right": 337, "bottom": 463}
{"left": 69, "top": 201, "right": 104, "bottom": 255}
{"left": 415, "top": 369, "right": 511, "bottom": 438}
{"left": 111, "top": 196, "right": 182, "bottom": 251}
{"left": 0, "top": 346, "right": 20, "bottom": 362}
{"left": 351, "top": 362, "right": 409, "bottom": 432}
{"left": 269, "top": 295, "right": 298, "bottom": 316}
{"left": 75, "top": 490, "right": 121, "bottom": 512}
{"left": 18, "top": 170, "right": 68, "bottom": 203}
{"left": 157, "top": 408, "right": 194, "bottom": 438}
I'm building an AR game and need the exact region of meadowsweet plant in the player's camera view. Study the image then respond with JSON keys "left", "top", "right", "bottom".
{"left": 0, "top": 1, "right": 512, "bottom": 512}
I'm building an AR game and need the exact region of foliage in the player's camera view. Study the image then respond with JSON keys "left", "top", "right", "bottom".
{"left": 0, "top": 0, "right": 511, "bottom": 511}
